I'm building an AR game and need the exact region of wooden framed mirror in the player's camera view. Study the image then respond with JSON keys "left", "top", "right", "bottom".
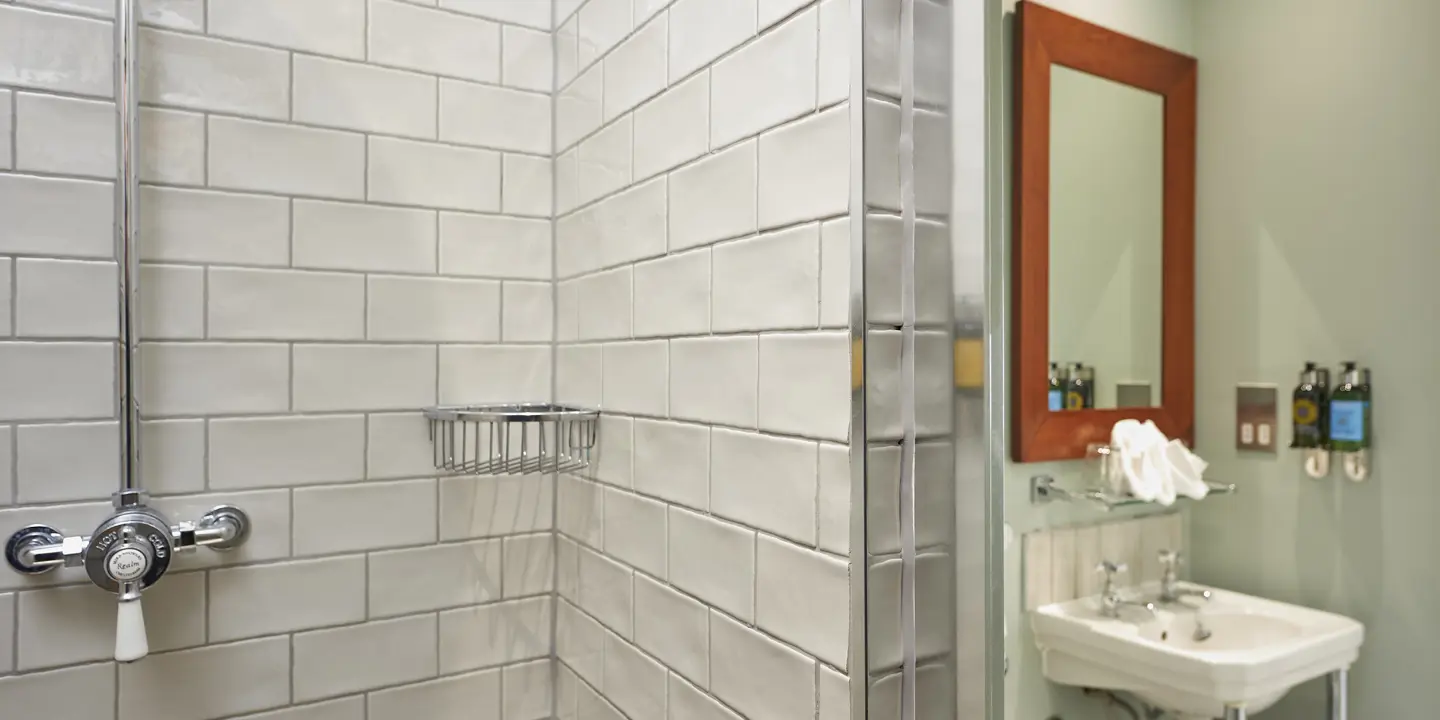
{"left": 1012, "top": 1, "right": 1198, "bottom": 462}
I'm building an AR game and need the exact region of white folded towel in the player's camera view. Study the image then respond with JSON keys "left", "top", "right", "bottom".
{"left": 1109, "top": 420, "right": 1208, "bottom": 505}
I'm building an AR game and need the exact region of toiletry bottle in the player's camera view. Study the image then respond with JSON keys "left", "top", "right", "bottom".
{"left": 1290, "top": 362, "right": 1326, "bottom": 448}
{"left": 1066, "top": 362, "right": 1093, "bottom": 410}
{"left": 1048, "top": 363, "right": 1065, "bottom": 411}
{"left": 1329, "top": 362, "right": 1371, "bottom": 453}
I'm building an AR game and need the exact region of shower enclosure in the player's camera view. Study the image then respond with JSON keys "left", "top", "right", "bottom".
{"left": 0, "top": 0, "right": 998, "bottom": 718}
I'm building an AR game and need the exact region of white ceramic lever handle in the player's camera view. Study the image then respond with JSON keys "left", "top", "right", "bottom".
{"left": 115, "top": 597, "right": 149, "bottom": 662}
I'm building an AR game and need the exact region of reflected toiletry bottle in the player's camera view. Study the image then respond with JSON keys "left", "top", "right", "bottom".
{"left": 1067, "top": 362, "right": 1093, "bottom": 410}
{"left": 1048, "top": 362, "right": 1065, "bottom": 411}
{"left": 1291, "top": 362, "right": 1328, "bottom": 449}
{"left": 1329, "top": 362, "right": 1371, "bottom": 453}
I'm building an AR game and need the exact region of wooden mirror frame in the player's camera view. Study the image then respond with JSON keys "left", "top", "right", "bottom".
{"left": 1013, "top": 1, "right": 1198, "bottom": 462}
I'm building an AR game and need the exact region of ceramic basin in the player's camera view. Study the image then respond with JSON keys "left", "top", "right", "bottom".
{"left": 1032, "top": 584, "right": 1363, "bottom": 717}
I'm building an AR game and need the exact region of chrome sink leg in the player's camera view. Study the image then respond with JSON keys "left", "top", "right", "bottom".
{"left": 1328, "top": 668, "right": 1348, "bottom": 720}
{"left": 1223, "top": 705, "right": 1246, "bottom": 720}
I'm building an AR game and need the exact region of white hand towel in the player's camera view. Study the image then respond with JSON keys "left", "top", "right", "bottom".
{"left": 1164, "top": 439, "right": 1210, "bottom": 500}
{"left": 1111, "top": 419, "right": 1162, "bottom": 502}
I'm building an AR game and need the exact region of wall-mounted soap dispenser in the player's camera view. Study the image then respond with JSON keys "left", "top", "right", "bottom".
{"left": 1330, "top": 362, "right": 1372, "bottom": 481}
{"left": 1067, "top": 362, "right": 1094, "bottom": 410}
{"left": 1049, "top": 362, "right": 1066, "bottom": 411}
{"left": 1292, "top": 362, "right": 1331, "bottom": 478}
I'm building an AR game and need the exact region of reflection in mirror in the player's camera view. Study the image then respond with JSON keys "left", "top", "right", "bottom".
{"left": 1047, "top": 65, "right": 1164, "bottom": 410}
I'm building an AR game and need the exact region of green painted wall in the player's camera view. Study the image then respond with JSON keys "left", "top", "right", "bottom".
{"left": 1188, "top": 0, "right": 1440, "bottom": 716}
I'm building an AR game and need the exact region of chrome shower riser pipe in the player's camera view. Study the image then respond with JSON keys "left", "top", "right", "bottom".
{"left": 116, "top": 0, "right": 141, "bottom": 491}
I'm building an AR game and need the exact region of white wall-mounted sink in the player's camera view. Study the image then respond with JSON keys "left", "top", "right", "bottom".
{"left": 1032, "top": 585, "right": 1363, "bottom": 717}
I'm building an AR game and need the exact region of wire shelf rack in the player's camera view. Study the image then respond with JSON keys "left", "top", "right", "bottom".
{"left": 423, "top": 403, "right": 599, "bottom": 475}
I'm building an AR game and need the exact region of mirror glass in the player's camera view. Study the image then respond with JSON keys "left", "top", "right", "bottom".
{"left": 1047, "top": 65, "right": 1165, "bottom": 411}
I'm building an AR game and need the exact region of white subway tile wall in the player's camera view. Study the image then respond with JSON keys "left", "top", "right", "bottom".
{"left": 0, "top": 1, "right": 557, "bottom": 718}
{"left": 555, "top": 0, "right": 852, "bottom": 717}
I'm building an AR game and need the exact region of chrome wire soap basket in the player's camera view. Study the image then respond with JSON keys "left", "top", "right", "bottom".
{"left": 424, "top": 404, "right": 599, "bottom": 475}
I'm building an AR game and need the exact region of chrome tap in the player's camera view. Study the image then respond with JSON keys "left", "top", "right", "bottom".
{"left": 1096, "top": 561, "right": 1157, "bottom": 619}
{"left": 1157, "top": 550, "right": 1212, "bottom": 604}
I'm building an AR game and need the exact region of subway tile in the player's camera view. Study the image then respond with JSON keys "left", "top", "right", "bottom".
{"left": 817, "top": 442, "right": 849, "bottom": 555}
{"left": 293, "top": 615, "right": 439, "bottom": 702}
{"left": 632, "top": 250, "right": 710, "bottom": 338}
{"left": 556, "top": 148, "right": 581, "bottom": 215}
{"left": 294, "top": 55, "right": 437, "bottom": 138}
{"left": 371, "top": 0, "right": 501, "bottom": 81}
{"left": 503, "top": 281, "right": 555, "bottom": 342}
{"left": 817, "top": 0, "right": 848, "bottom": 105}
{"left": 556, "top": 344, "right": 602, "bottom": 408}
{"left": 758, "top": 105, "right": 848, "bottom": 228}
{"left": 434, "top": 475, "right": 552, "bottom": 538}
{"left": 232, "top": 698, "right": 366, "bottom": 720}
{"left": 710, "top": 612, "right": 816, "bottom": 720}
{"left": 439, "top": 596, "right": 552, "bottom": 672}
{"left": 577, "top": 115, "right": 633, "bottom": 206}
{"left": 633, "top": 419, "right": 709, "bottom": 510}
{"left": 633, "top": 71, "right": 709, "bottom": 179}
{"left": 15, "top": 258, "right": 117, "bottom": 338}
{"left": 668, "top": 507, "right": 754, "bottom": 621}
{"left": 669, "top": 140, "right": 757, "bottom": 251}
{"left": 119, "top": 637, "right": 291, "bottom": 719}
{"left": 578, "top": 683, "right": 626, "bottom": 720}
{"left": 577, "top": 0, "right": 631, "bottom": 67}
{"left": 503, "top": 659, "right": 553, "bottom": 720}
{"left": 209, "top": 268, "right": 365, "bottom": 341}
{"left": 440, "top": 0, "right": 551, "bottom": 28}
{"left": 0, "top": 6, "right": 112, "bottom": 96}
{"left": 209, "top": 0, "right": 365, "bottom": 58}
{"left": 0, "top": 593, "right": 10, "bottom": 672}
{"left": 669, "top": 336, "right": 758, "bottom": 427}
{"left": 712, "top": 225, "right": 820, "bottom": 332}
{"left": 604, "top": 633, "right": 667, "bottom": 720}
{"left": 634, "top": 0, "right": 673, "bottom": 24}
{"left": 865, "top": 443, "right": 953, "bottom": 555}
{"left": 556, "top": 13, "right": 580, "bottom": 87}
{"left": 558, "top": 63, "right": 603, "bottom": 150}
{"left": 670, "top": 674, "right": 742, "bottom": 720}
{"left": 369, "top": 136, "right": 502, "bottom": 211}
{"left": 557, "top": 474, "right": 603, "bottom": 548}
{"left": 17, "top": 0, "right": 113, "bottom": 17}
{"left": 209, "top": 415, "right": 365, "bottom": 489}
{"left": 369, "top": 670, "right": 501, "bottom": 720}
{"left": 0, "top": 663, "right": 114, "bottom": 718}
{"left": 440, "top": 213, "right": 552, "bottom": 279}
{"left": 140, "top": 187, "right": 290, "bottom": 266}
{"left": 603, "top": 488, "right": 667, "bottom": 577}
{"left": 504, "top": 534, "right": 555, "bottom": 597}
{"left": 293, "top": 479, "right": 437, "bottom": 555}
{"left": 368, "top": 275, "right": 501, "bottom": 342}
{"left": 440, "top": 80, "right": 551, "bottom": 154}
{"left": 579, "top": 545, "right": 633, "bottom": 637}
{"left": 668, "top": 0, "right": 757, "bottom": 83}
{"left": 759, "top": 0, "right": 809, "bottom": 28}
{"left": 369, "top": 540, "right": 504, "bottom": 616}
{"left": 819, "top": 665, "right": 850, "bottom": 720}
{"left": 758, "top": 332, "right": 850, "bottom": 441}
{"left": 437, "top": 344, "right": 551, "bottom": 404}
{"left": 140, "top": 28, "right": 290, "bottom": 118}
{"left": 819, "top": 217, "right": 850, "bottom": 327}
{"left": 591, "top": 414, "right": 635, "bottom": 488}
{"left": 866, "top": 215, "right": 953, "bottom": 325}
{"left": 504, "top": 154, "right": 554, "bottom": 217}
{"left": 0, "top": 90, "right": 11, "bottom": 168}
{"left": 208, "top": 556, "right": 367, "bottom": 642}
{"left": 294, "top": 200, "right": 437, "bottom": 274}
{"left": 504, "top": 24, "right": 553, "bottom": 92}
{"left": 0, "top": 261, "right": 9, "bottom": 336}
{"left": 591, "top": 176, "right": 668, "bottom": 268}
{"left": 292, "top": 344, "right": 437, "bottom": 412}
{"left": 0, "top": 503, "right": 110, "bottom": 592}
{"left": 602, "top": 341, "right": 668, "bottom": 416}
{"left": 604, "top": 12, "right": 666, "bottom": 121}
{"left": 140, "top": 419, "right": 204, "bottom": 495}
{"left": 209, "top": 116, "right": 365, "bottom": 200}
{"left": 140, "top": 107, "right": 204, "bottom": 186}
{"left": 575, "top": 267, "right": 633, "bottom": 341}
{"left": 634, "top": 575, "right": 708, "bottom": 684}
{"left": 151, "top": 489, "right": 293, "bottom": 572}
{"left": 140, "top": 342, "right": 289, "bottom": 417}
{"left": 556, "top": 600, "right": 604, "bottom": 686}
{"left": 711, "top": 429, "right": 818, "bottom": 544}
{"left": 556, "top": 279, "right": 581, "bottom": 343}
{"left": 140, "top": 0, "right": 205, "bottom": 30}
{"left": 16, "top": 421, "right": 116, "bottom": 503}
{"left": 0, "top": 428, "right": 12, "bottom": 505}
{"left": 17, "top": 573, "right": 204, "bottom": 670}
{"left": 756, "top": 534, "right": 848, "bottom": 667}
{"left": 711, "top": 7, "right": 818, "bottom": 147}
{"left": 0, "top": 175, "right": 113, "bottom": 258}
{"left": 15, "top": 92, "right": 114, "bottom": 177}
{"left": 0, "top": 342, "right": 114, "bottom": 421}
{"left": 557, "top": 536, "right": 581, "bottom": 603}
{"left": 366, "top": 411, "right": 437, "bottom": 480}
